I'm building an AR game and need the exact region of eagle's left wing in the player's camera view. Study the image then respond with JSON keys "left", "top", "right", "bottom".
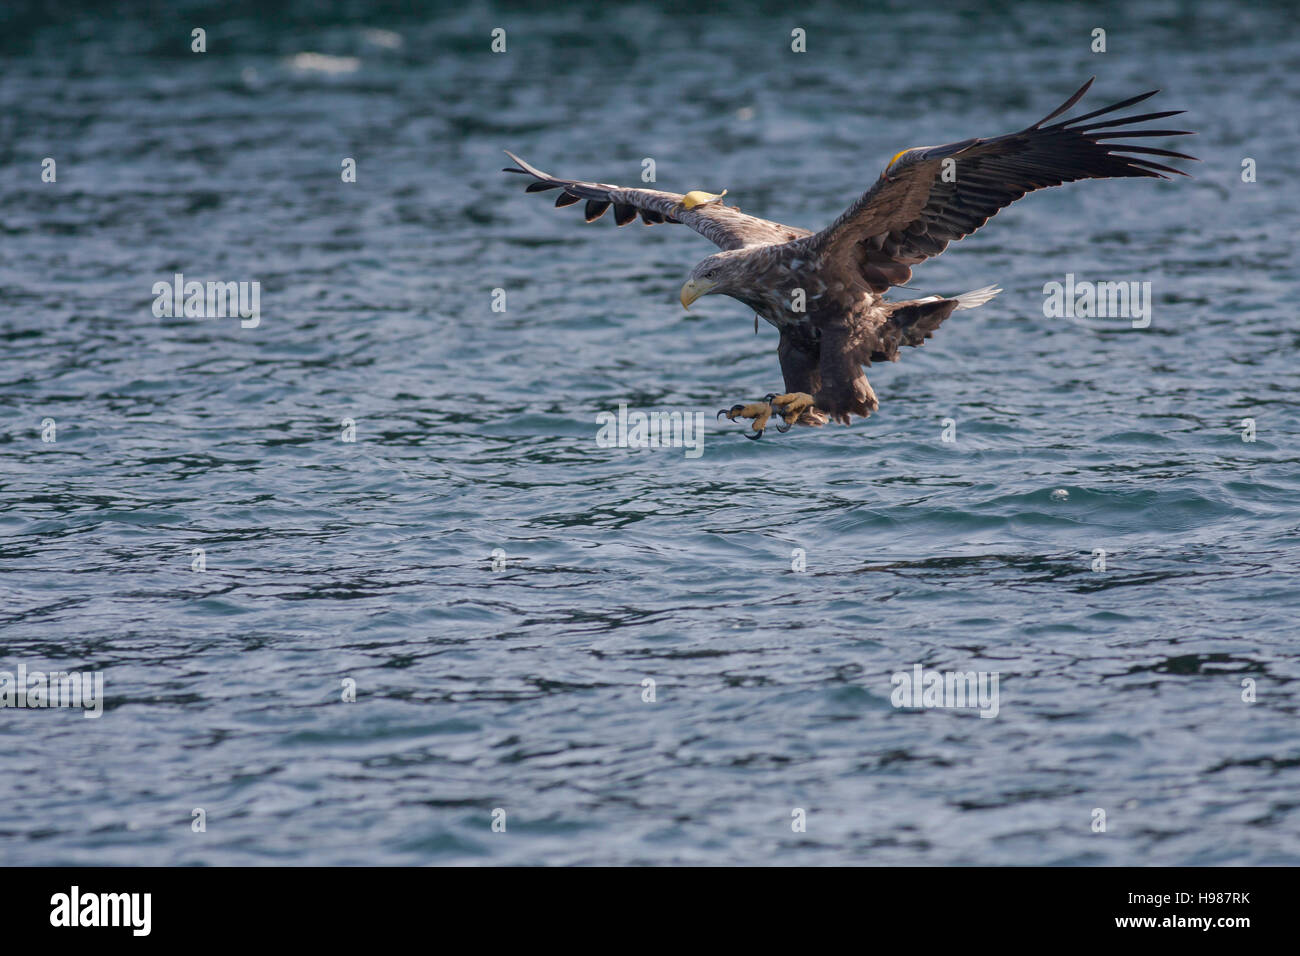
{"left": 503, "top": 151, "right": 810, "bottom": 251}
{"left": 798, "top": 78, "right": 1197, "bottom": 291}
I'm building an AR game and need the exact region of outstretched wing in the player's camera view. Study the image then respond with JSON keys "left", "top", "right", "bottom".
{"left": 800, "top": 78, "right": 1197, "bottom": 291}
{"left": 502, "top": 151, "right": 810, "bottom": 251}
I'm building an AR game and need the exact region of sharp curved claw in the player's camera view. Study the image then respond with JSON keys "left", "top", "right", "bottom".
{"left": 775, "top": 421, "right": 793, "bottom": 433}
{"left": 717, "top": 409, "right": 730, "bottom": 420}
{"left": 745, "top": 430, "right": 763, "bottom": 441}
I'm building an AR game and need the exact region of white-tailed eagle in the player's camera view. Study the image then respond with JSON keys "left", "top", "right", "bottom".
{"left": 504, "top": 78, "right": 1195, "bottom": 438}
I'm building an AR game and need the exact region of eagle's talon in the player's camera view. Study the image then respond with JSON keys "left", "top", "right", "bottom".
{"left": 775, "top": 421, "right": 793, "bottom": 433}
{"left": 718, "top": 397, "right": 777, "bottom": 439}
{"left": 769, "top": 392, "right": 817, "bottom": 428}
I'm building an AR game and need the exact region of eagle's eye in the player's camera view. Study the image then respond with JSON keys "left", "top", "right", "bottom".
{"left": 705, "top": 269, "right": 718, "bottom": 279}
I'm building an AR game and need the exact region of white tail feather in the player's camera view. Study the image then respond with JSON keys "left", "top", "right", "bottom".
{"left": 949, "top": 284, "right": 1002, "bottom": 311}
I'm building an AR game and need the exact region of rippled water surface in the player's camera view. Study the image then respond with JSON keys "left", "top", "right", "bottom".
{"left": 2, "top": 0, "right": 1299, "bottom": 865}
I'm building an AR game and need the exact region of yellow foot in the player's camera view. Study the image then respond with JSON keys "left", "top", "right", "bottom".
{"left": 717, "top": 398, "right": 774, "bottom": 440}
{"left": 717, "top": 395, "right": 816, "bottom": 439}
{"left": 768, "top": 392, "right": 817, "bottom": 431}
{"left": 717, "top": 392, "right": 823, "bottom": 439}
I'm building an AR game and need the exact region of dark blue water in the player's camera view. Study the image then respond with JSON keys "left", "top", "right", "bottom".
{"left": 2, "top": 0, "right": 1298, "bottom": 865}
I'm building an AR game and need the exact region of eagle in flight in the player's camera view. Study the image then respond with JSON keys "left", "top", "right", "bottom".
{"left": 504, "top": 78, "right": 1194, "bottom": 438}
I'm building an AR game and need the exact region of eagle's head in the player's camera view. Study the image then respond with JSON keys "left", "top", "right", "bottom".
{"left": 680, "top": 252, "right": 746, "bottom": 310}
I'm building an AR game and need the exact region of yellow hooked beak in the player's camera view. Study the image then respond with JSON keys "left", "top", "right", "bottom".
{"left": 680, "top": 277, "right": 716, "bottom": 309}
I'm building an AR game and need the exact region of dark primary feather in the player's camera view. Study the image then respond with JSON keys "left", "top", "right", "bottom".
{"left": 801, "top": 77, "right": 1198, "bottom": 291}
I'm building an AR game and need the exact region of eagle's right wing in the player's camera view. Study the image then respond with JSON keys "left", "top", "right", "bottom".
{"left": 502, "top": 151, "right": 810, "bottom": 251}
{"left": 799, "top": 79, "right": 1196, "bottom": 291}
